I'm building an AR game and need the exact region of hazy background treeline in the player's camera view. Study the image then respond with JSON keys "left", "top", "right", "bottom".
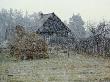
{"left": 0, "top": 8, "right": 110, "bottom": 57}
{"left": 0, "top": 8, "right": 87, "bottom": 42}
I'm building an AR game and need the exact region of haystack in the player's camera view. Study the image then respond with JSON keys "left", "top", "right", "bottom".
{"left": 9, "top": 25, "right": 49, "bottom": 60}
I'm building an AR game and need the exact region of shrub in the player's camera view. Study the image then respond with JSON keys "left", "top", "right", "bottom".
{"left": 9, "top": 25, "right": 49, "bottom": 60}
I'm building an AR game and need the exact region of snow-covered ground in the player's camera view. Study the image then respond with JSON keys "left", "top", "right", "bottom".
{"left": 0, "top": 52, "right": 110, "bottom": 82}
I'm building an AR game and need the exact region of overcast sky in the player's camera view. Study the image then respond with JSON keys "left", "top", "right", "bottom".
{"left": 0, "top": 0, "right": 110, "bottom": 22}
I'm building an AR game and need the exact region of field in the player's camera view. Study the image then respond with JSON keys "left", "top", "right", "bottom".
{"left": 0, "top": 51, "right": 110, "bottom": 82}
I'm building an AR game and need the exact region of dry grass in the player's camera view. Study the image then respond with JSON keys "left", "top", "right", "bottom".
{"left": 0, "top": 52, "right": 110, "bottom": 82}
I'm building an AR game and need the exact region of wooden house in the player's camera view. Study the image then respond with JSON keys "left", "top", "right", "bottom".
{"left": 36, "top": 13, "right": 71, "bottom": 37}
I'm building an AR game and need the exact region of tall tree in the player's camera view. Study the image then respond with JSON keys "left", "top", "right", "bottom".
{"left": 69, "top": 14, "right": 86, "bottom": 39}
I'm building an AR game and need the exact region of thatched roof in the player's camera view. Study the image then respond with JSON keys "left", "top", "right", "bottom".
{"left": 37, "top": 13, "right": 71, "bottom": 34}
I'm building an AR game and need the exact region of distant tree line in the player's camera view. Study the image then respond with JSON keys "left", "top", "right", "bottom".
{"left": 0, "top": 8, "right": 43, "bottom": 41}
{"left": 76, "top": 21, "right": 110, "bottom": 57}
{"left": 0, "top": 8, "right": 110, "bottom": 57}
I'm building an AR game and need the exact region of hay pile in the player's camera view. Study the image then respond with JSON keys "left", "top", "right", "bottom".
{"left": 9, "top": 25, "right": 49, "bottom": 60}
